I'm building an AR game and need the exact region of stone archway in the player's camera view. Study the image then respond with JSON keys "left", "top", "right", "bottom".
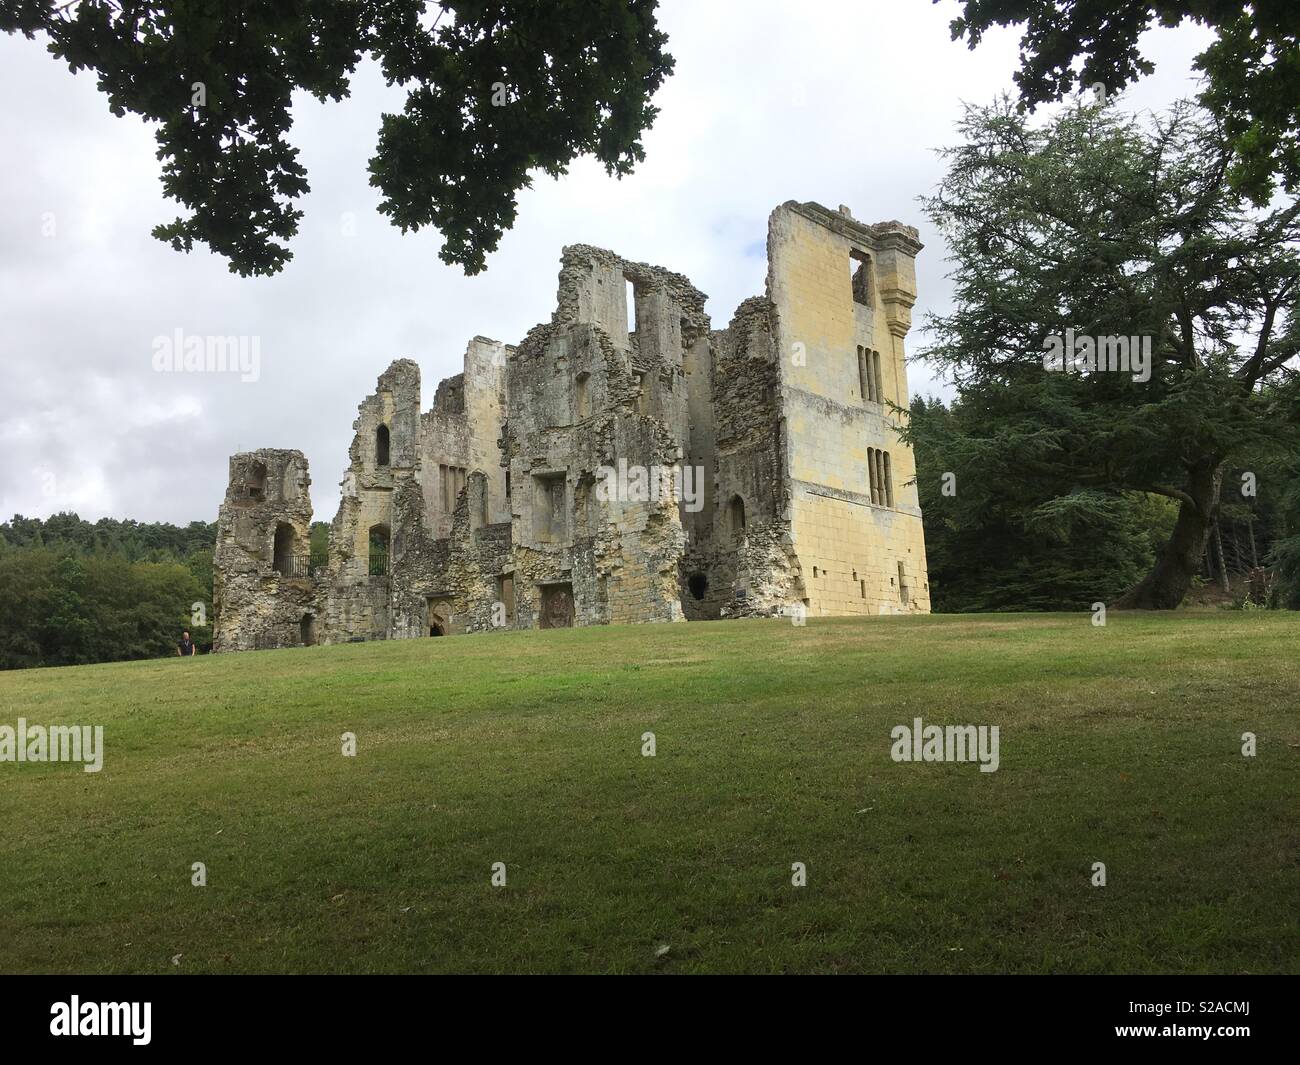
{"left": 426, "top": 596, "right": 453, "bottom": 637}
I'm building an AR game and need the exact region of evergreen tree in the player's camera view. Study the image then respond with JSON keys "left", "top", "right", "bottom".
{"left": 909, "top": 97, "right": 1300, "bottom": 609}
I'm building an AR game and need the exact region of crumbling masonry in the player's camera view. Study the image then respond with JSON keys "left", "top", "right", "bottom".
{"left": 213, "top": 202, "right": 930, "bottom": 650}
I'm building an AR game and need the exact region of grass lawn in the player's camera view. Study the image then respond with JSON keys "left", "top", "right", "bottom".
{"left": 1, "top": 612, "right": 1296, "bottom": 974}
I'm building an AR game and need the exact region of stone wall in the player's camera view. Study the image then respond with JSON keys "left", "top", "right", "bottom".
{"left": 212, "top": 449, "right": 321, "bottom": 651}
{"left": 767, "top": 202, "right": 931, "bottom": 616}
{"left": 212, "top": 201, "right": 931, "bottom": 651}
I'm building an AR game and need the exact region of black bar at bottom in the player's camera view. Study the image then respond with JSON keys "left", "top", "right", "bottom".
{"left": 0, "top": 975, "right": 1290, "bottom": 1051}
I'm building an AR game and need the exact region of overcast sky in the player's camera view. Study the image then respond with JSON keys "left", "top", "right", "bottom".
{"left": 0, "top": 2, "right": 1215, "bottom": 527}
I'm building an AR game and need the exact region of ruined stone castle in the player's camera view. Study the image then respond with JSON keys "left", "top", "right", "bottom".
{"left": 212, "top": 201, "right": 930, "bottom": 651}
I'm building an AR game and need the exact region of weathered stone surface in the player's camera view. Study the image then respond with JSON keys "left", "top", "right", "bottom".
{"left": 212, "top": 201, "right": 931, "bottom": 651}
{"left": 212, "top": 449, "right": 321, "bottom": 651}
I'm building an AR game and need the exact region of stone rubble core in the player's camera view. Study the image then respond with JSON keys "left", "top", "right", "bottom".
{"left": 212, "top": 201, "right": 931, "bottom": 651}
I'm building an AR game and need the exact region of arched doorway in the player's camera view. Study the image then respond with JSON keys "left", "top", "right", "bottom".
{"left": 273, "top": 523, "right": 297, "bottom": 575}
{"left": 426, "top": 596, "right": 452, "bottom": 637}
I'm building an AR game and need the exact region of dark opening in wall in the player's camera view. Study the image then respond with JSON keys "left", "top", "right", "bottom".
{"left": 540, "top": 582, "right": 575, "bottom": 628}
{"left": 300, "top": 614, "right": 316, "bottom": 646}
{"left": 272, "top": 522, "right": 296, "bottom": 575}
{"left": 246, "top": 461, "right": 267, "bottom": 502}
{"left": 368, "top": 524, "right": 390, "bottom": 576}
{"left": 376, "top": 424, "right": 390, "bottom": 467}
{"left": 726, "top": 494, "right": 746, "bottom": 545}
{"left": 427, "top": 596, "right": 451, "bottom": 636}
{"left": 850, "top": 250, "right": 872, "bottom": 306}
{"left": 688, "top": 572, "right": 708, "bottom": 600}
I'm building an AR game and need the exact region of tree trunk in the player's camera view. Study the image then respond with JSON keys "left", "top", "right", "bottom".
{"left": 1213, "top": 520, "right": 1230, "bottom": 593}
{"left": 1115, "top": 462, "right": 1221, "bottom": 609}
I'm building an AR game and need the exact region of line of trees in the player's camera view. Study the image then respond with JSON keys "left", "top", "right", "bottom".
{"left": 0, "top": 514, "right": 215, "bottom": 670}
{"left": 0, "top": 514, "right": 336, "bottom": 670}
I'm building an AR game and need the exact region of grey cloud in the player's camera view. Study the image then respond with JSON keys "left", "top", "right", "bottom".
{"left": 0, "top": 1, "right": 1215, "bottom": 525}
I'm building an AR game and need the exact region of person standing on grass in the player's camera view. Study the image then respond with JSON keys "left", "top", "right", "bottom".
{"left": 177, "top": 630, "right": 196, "bottom": 657}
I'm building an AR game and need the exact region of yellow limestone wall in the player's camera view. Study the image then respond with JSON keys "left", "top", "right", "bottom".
{"left": 767, "top": 204, "right": 931, "bottom": 616}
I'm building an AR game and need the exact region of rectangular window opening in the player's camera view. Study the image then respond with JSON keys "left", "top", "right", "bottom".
{"left": 850, "top": 251, "right": 872, "bottom": 307}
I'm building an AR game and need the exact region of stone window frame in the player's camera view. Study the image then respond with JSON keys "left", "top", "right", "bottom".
{"left": 858, "top": 346, "right": 884, "bottom": 406}
{"left": 866, "top": 448, "right": 895, "bottom": 508}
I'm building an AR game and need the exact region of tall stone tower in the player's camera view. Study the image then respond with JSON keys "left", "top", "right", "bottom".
{"left": 212, "top": 449, "right": 317, "bottom": 651}
{"left": 767, "top": 202, "right": 930, "bottom": 615}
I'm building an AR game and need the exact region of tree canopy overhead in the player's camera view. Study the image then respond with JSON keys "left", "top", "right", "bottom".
{"left": 0, "top": 0, "right": 674, "bottom": 275}
{"left": 940, "top": 1, "right": 1300, "bottom": 205}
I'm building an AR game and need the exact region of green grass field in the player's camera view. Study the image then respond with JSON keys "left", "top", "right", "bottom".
{"left": 1, "top": 612, "right": 1296, "bottom": 974}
